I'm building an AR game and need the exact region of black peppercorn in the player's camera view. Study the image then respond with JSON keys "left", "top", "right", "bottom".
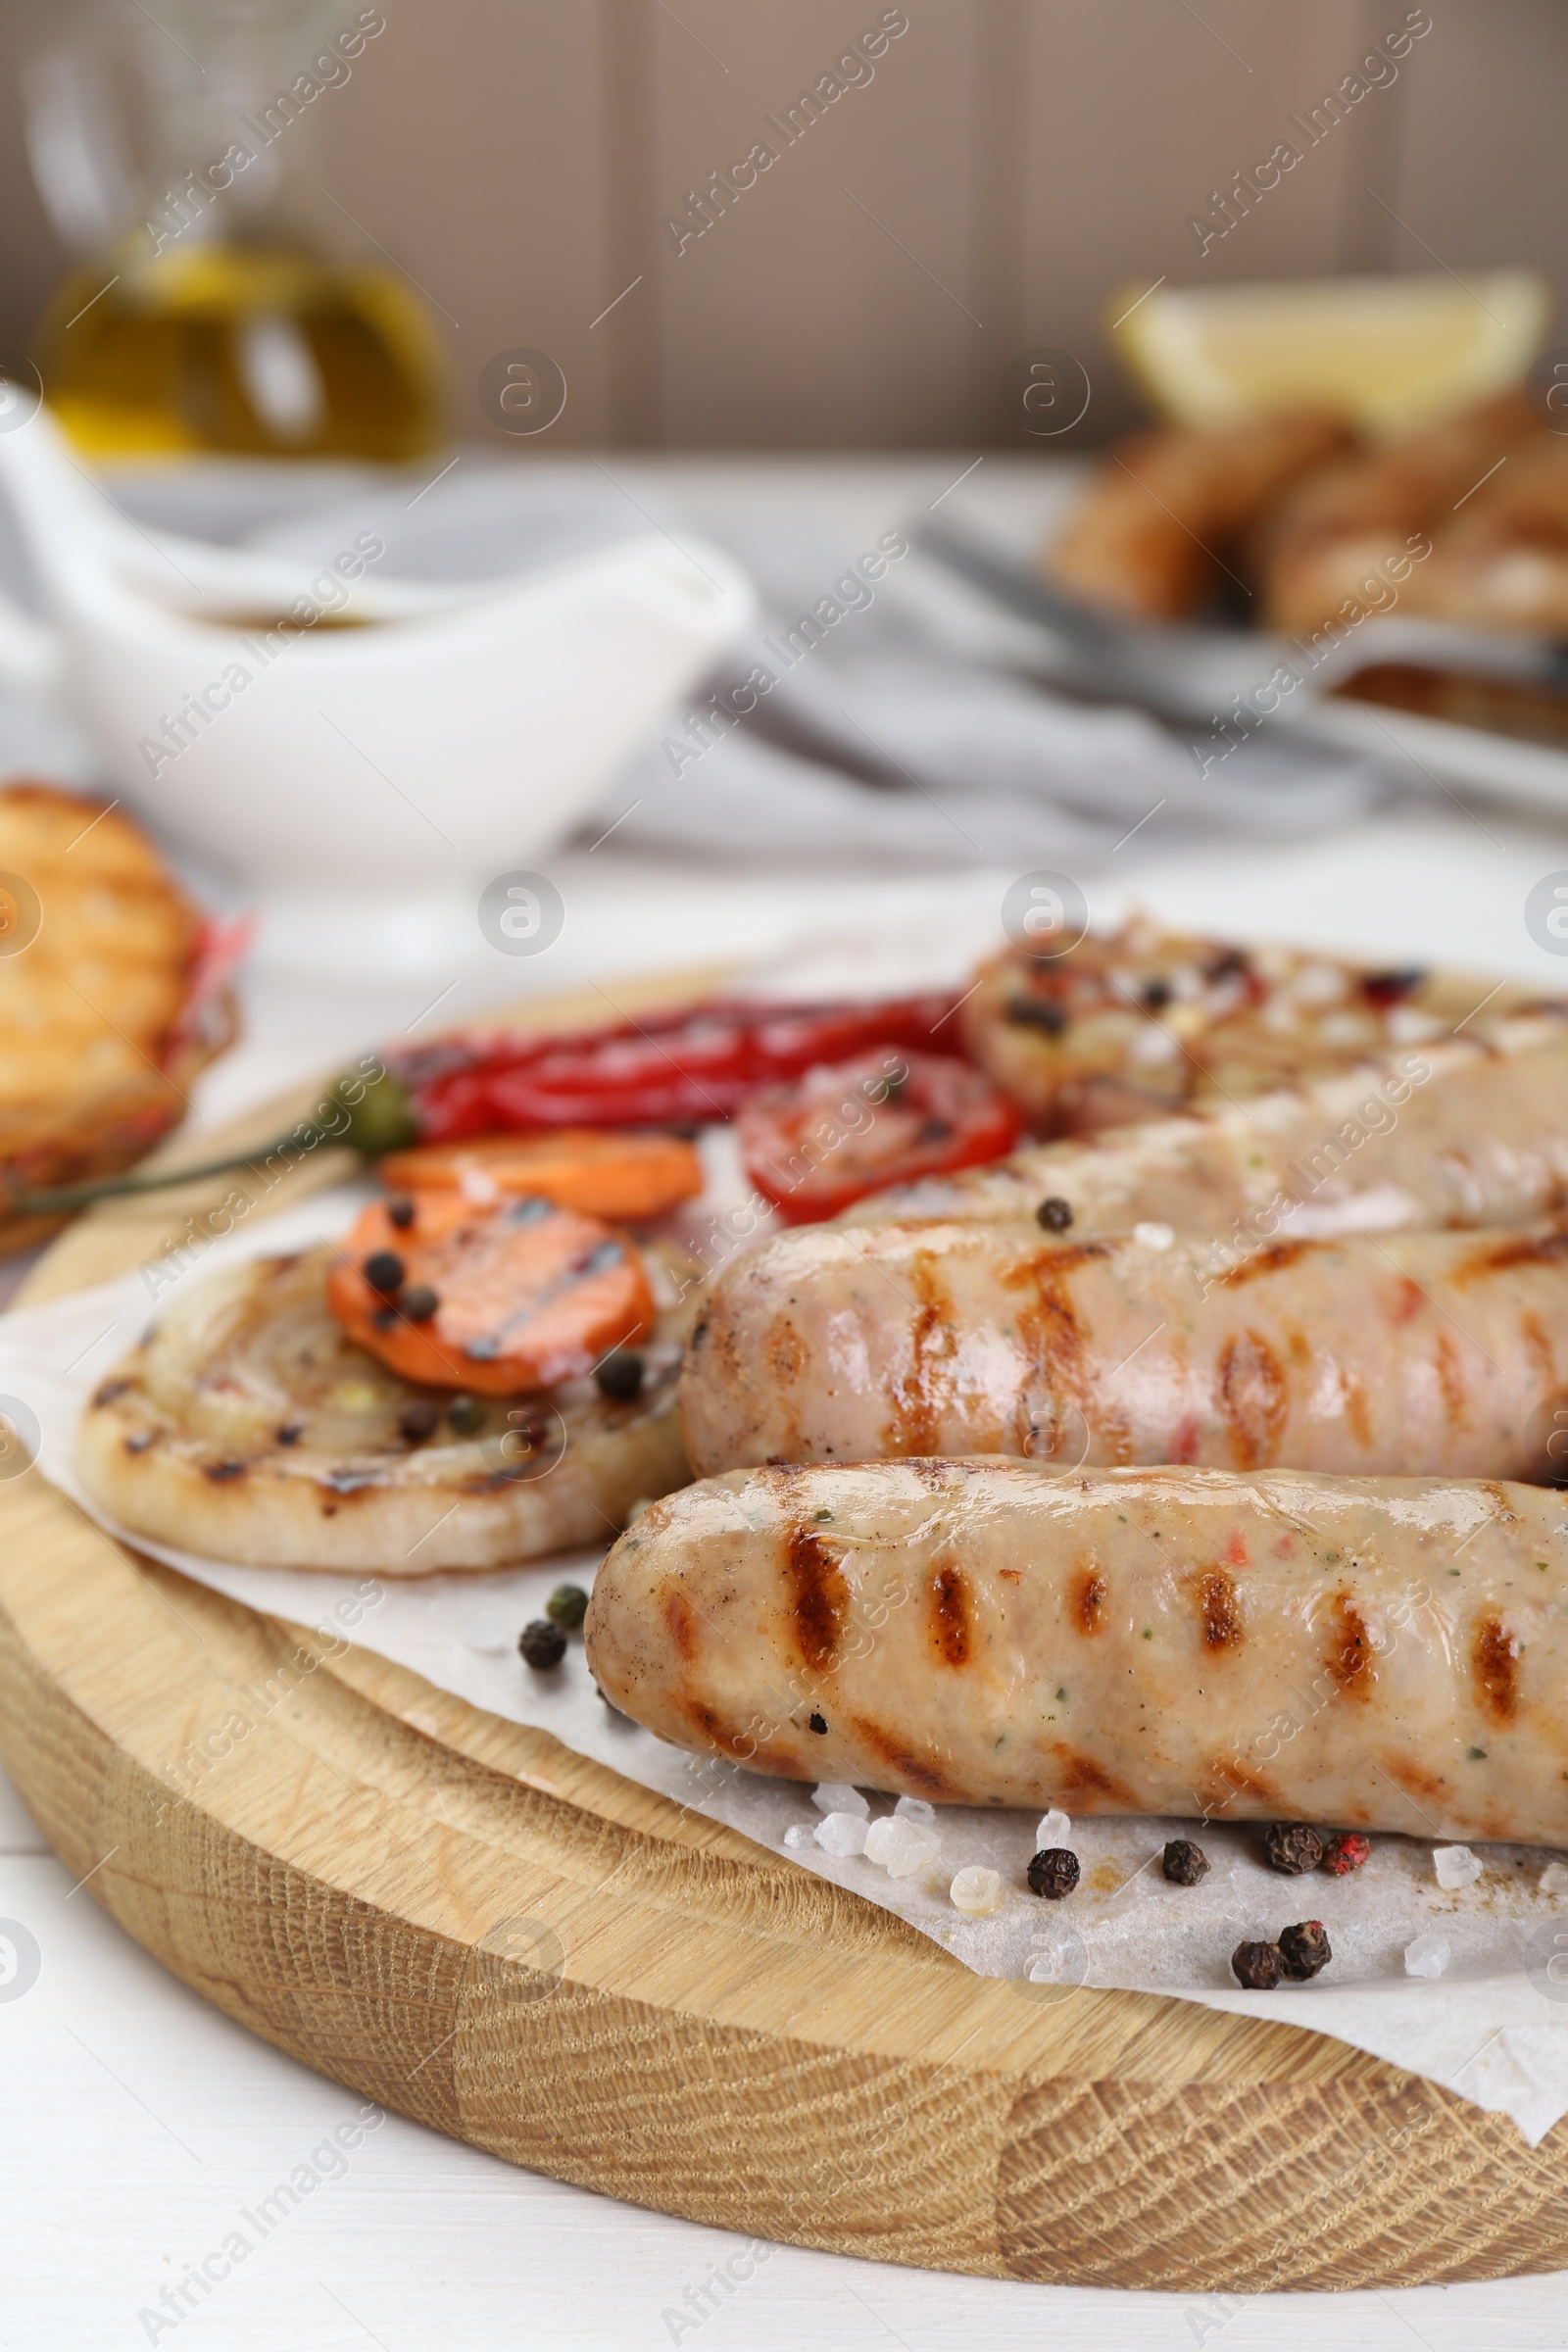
{"left": 1036, "top": 1196, "right": 1074, "bottom": 1233}
{"left": 1162, "top": 1838, "right": 1209, "bottom": 1886}
{"left": 363, "top": 1249, "right": 405, "bottom": 1295}
{"left": 1006, "top": 995, "right": 1068, "bottom": 1036}
{"left": 1263, "top": 1822, "right": 1325, "bottom": 1875}
{"left": 1232, "top": 1939, "right": 1283, "bottom": 1990}
{"left": 387, "top": 1196, "right": 416, "bottom": 1230}
{"left": 400, "top": 1285, "right": 439, "bottom": 1322}
{"left": 545, "top": 1583, "right": 589, "bottom": 1630}
{"left": 397, "top": 1397, "right": 439, "bottom": 1443}
{"left": 1027, "top": 1847, "right": 1080, "bottom": 1900}
{"left": 1141, "top": 977, "right": 1172, "bottom": 1010}
{"left": 447, "top": 1395, "right": 486, "bottom": 1436}
{"left": 594, "top": 1348, "right": 646, "bottom": 1403}
{"left": 518, "top": 1619, "right": 566, "bottom": 1670}
{"left": 1278, "top": 1919, "right": 1332, "bottom": 1981}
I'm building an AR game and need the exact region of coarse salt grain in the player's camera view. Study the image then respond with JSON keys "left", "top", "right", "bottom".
{"left": 813, "top": 1810, "right": 869, "bottom": 1858}
{"left": 1434, "top": 1844, "right": 1483, "bottom": 1891}
{"left": 1133, "top": 1221, "right": 1175, "bottom": 1250}
{"left": 811, "top": 1783, "right": 868, "bottom": 1818}
{"left": 783, "top": 1825, "right": 812, "bottom": 1849}
{"left": 1542, "top": 1861, "right": 1568, "bottom": 1896}
{"left": 950, "top": 1866, "right": 1002, "bottom": 1917}
{"left": 864, "top": 1816, "right": 942, "bottom": 1879}
{"left": 1403, "top": 1933, "right": 1450, "bottom": 1980}
{"left": 1035, "top": 1808, "right": 1071, "bottom": 1849}
{"left": 894, "top": 1795, "right": 936, "bottom": 1827}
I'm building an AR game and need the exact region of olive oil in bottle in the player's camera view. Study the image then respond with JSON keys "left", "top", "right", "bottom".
{"left": 24, "top": 0, "right": 445, "bottom": 460}
{"left": 35, "top": 242, "right": 442, "bottom": 461}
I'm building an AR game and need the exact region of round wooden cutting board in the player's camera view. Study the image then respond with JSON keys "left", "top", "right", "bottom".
{"left": 3, "top": 976, "right": 1567, "bottom": 2292}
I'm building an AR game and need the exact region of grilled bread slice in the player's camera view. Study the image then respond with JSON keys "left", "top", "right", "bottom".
{"left": 0, "top": 780, "right": 232, "bottom": 1250}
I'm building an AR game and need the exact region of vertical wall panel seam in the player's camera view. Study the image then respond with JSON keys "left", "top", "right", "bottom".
{"left": 598, "top": 0, "right": 664, "bottom": 446}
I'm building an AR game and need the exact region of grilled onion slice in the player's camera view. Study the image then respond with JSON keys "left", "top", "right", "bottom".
{"left": 76, "top": 1247, "right": 691, "bottom": 1573}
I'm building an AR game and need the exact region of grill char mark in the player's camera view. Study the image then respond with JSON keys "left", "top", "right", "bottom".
{"left": 1216, "top": 1240, "right": 1315, "bottom": 1288}
{"left": 848, "top": 1713, "right": 962, "bottom": 1798}
{"left": 1473, "top": 1612, "right": 1520, "bottom": 1722}
{"left": 1076, "top": 1567, "right": 1107, "bottom": 1635}
{"left": 1326, "top": 1591, "right": 1375, "bottom": 1697}
{"left": 1215, "top": 1329, "right": 1288, "bottom": 1469}
{"left": 1198, "top": 1569, "right": 1241, "bottom": 1650}
{"left": 1453, "top": 1225, "right": 1568, "bottom": 1283}
{"left": 928, "top": 1558, "right": 971, "bottom": 1667}
{"left": 784, "top": 1523, "right": 850, "bottom": 1672}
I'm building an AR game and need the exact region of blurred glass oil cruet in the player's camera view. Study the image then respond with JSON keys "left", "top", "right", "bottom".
{"left": 24, "top": 0, "right": 442, "bottom": 459}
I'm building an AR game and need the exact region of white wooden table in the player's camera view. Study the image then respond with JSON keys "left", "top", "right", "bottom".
{"left": 12, "top": 809, "right": 1568, "bottom": 2347}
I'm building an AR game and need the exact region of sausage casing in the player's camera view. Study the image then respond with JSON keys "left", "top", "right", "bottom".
{"left": 841, "top": 1014, "right": 1568, "bottom": 1234}
{"left": 585, "top": 1458, "right": 1568, "bottom": 1842}
{"left": 681, "top": 1218, "right": 1568, "bottom": 1481}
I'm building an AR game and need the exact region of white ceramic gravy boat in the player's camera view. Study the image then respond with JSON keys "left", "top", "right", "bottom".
{"left": 0, "top": 395, "right": 754, "bottom": 967}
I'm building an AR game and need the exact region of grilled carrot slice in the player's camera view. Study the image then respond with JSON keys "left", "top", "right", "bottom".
{"left": 325, "top": 1194, "right": 655, "bottom": 1394}
{"left": 377, "top": 1128, "right": 702, "bottom": 1221}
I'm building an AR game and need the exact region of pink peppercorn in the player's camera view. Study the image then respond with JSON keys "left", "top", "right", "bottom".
{"left": 1321, "top": 1832, "right": 1371, "bottom": 1876}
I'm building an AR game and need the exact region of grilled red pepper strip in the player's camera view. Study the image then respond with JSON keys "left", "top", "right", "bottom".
{"left": 381, "top": 993, "right": 963, "bottom": 1140}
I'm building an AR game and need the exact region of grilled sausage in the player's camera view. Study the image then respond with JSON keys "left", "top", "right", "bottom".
{"left": 1047, "top": 411, "right": 1353, "bottom": 622}
{"left": 1252, "top": 393, "right": 1551, "bottom": 637}
{"left": 959, "top": 920, "right": 1546, "bottom": 1138}
{"left": 586, "top": 1458, "right": 1568, "bottom": 1842}
{"left": 839, "top": 1014, "right": 1568, "bottom": 1235}
{"left": 681, "top": 1217, "right": 1568, "bottom": 1482}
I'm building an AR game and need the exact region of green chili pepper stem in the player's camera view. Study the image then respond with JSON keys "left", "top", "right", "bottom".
{"left": 5, "top": 1072, "right": 416, "bottom": 1217}
{"left": 7, "top": 1126, "right": 349, "bottom": 1215}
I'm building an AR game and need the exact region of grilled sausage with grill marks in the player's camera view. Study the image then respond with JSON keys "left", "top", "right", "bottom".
{"left": 840, "top": 1014, "right": 1568, "bottom": 1235}
{"left": 681, "top": 1216, "right": 1568, "bottom": 1481}
{"left": 586, "top": 1457, "right": 1568, "bottom": 1841}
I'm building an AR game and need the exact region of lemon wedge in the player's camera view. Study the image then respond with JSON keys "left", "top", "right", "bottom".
{"left": 1108, "top": 270, "right": 1551, "bottom": 438}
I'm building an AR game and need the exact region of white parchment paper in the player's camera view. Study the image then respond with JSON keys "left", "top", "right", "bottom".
{"left": 10, "top": 1182, "right": 1568, "bottom": 2145}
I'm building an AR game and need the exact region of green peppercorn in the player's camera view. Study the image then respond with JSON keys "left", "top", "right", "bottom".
{"left": 447, "top": 1395, "right": 486, "bottom": 1436}
{"left": 545, "top": 1583, "right": 589, "bottom": 1630}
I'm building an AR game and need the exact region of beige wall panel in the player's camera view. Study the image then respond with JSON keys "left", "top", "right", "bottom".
{"left": 324, "top": 0, "right": 617, "bottom": 447}
{"left": 631, "top": 0, "right": 992, "bottom": 448}
{"left": 0, "top": 0, "right": 1555, "bottom": 451}
{"left": 1392, "top": 0, "right": 1568, "bottom": 333}
{"left": 1014, "top": 0, "right": 1417, "bottom": 438}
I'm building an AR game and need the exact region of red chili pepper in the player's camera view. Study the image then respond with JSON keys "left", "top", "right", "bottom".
{"left": 386, "top": 993, "right": 962, "bottom": 1139}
